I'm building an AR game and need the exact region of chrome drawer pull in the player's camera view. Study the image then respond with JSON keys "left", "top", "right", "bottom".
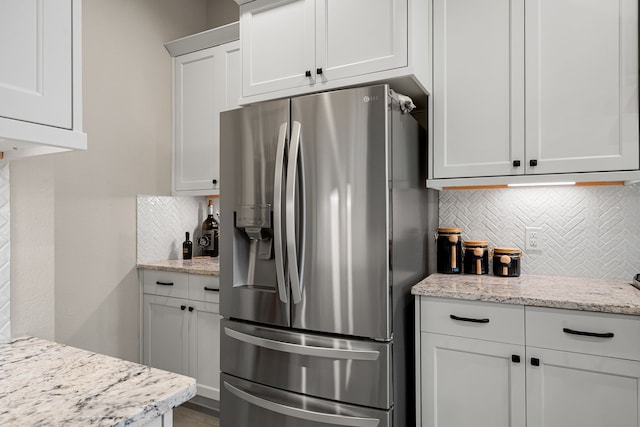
{"left": 224, "top": 327, "right": 380, "bottom": 361}
{"left": 450, "top": 314, "right": 490, "bottom": 324}
{"left": 224, "top": 382, "right": 380, "bottom": 426}
{"left": 562, "top": 327, "right": 614, "bottom": 338}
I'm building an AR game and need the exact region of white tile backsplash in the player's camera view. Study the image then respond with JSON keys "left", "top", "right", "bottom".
{"left": 439, "top": 184, "right": 640, "bottom": 280}
{"left": 137, "top": 185, "right": 640, "bottom": 281}
{"left": 0, "top": 161, "right": 10, "bottom": 341}
{"left": 136, "top": 195, "right": 219, "bottom": 263}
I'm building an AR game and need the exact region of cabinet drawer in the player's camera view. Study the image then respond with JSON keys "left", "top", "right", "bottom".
{"left": 189, "top": 274, "right": 220, "bottom": 303}
{"left": 420, "top": 297, "right": 524, "bottom": 345}
{"left": 525, "top": 307, "right": 640, "bottom": 361}
{"left": 142, "top": 270, "right": 189, "bottom": 299}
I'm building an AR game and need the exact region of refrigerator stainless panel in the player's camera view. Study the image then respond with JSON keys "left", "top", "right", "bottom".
{"left": 220, "top": 99, "right": 292, "bottom": 327}
{"left": 220, "top": 318, "right": 392, "bottom": 409}
{"left": 290, "top": 85, "right": 391, "bottom": 340}
{"left": 220, "top": 373, "right": 391, "bottom": 427}
{"left": 219, "top": 84, "right": 436, "bottom": 427}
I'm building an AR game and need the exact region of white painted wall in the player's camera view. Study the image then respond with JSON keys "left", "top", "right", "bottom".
{"left": 10, "top": 0, "right": 208, "bottom": 361}
{"left": 207, "top": 0, "right": 239, "bottom": 28}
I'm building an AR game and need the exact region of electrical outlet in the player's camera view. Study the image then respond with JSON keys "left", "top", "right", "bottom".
{"left": 525, "top": 227, "right": 542, "bottom": 251}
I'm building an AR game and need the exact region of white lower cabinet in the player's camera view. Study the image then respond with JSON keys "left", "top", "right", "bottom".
{"left": 142, "top": 270, "right": 221, "bottom": 401}
{"left": 526, "top": 347, "right": 640, "bottom": 427}
{"left": 421, "top": 333, "right": 525, "bottom": 427}
{"left": 418, "top": 297, "right": 640, "bottom": 427}
{"left": 143, "top": 294, "right": 190, "bottom": 375}
{"left": 525, "top": 306, "right": 640, "bottom": 427}
{"left": 188, "top": 300, "right": 221, "bottom": 401}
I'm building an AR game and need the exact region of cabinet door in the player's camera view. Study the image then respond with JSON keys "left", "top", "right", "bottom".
{"left": 0, "top": 0, "right": 72, "bottom": 128}
{"left": 432, "top": 0, "right": 525, "bottom": 179}
{"left": 143, "top": 294, "right": 189, "bottom": 375}
{"left": 174, "top": 41, "right": 240, "bottom": 195}
{"left": 315, "top": 0, "right": 407, "bottom": 82}
{"left": 189, "top": 300, "right": 222, "bottom": 401}
{"left": 420, "top": 333, "right": 526, "bottom": 427}
{"left": 526, "top": 347, "right": 640, "bottom": 427}
{"left": 525, "top": 0, "right": 639, "bottom": 174}
{"left": 241, "top": 0, "right": 316, "bottom": 96}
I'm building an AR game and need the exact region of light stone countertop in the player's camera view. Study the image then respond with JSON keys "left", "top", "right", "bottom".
{"left": 0, "top": 336, "right": 196, "bottom": 426}
{"left": 412, "top": 273, "right": 640, "bottom": 315}
{"left": 137, "top": 257, "right": 219, "bottom": 275}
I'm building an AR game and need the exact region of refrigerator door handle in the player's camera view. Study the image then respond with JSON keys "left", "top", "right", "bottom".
{"left": 224, "top": 327, "right": 380, "bottom": 361}
{"left": 286, "top": 120, "right": 304, "bottom": 304}
{"left": 224, "top": 381, "right": 381, "bottom": 427}
{"left": 273, "top": 122, "right": 289, "bottom": 304}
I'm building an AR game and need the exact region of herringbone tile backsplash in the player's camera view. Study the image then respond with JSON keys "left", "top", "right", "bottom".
{"left": 137, "top": 195, "right": 218, "bottom": 263}
{"left": 439, "top": 185, "right": 640, "bottom": 280}
{"left": 0, "top": 162, "right": 10, "bottom": 341}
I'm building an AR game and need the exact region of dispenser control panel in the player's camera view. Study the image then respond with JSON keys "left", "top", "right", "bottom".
{"left": 236, "top": 205, "right": 271, "bottom": 228}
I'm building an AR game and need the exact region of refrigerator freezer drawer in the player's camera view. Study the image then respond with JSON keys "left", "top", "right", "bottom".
{"left": 221, "top": 319, "right": 392, "bottom": 409}
{"left": 221, "top": 373, "right": 391, "bottom": 427}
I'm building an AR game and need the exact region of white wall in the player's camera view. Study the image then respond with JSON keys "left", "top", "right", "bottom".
{"left": 207, "top": 0, "right": 239, "bottom": 28}
{"left": 10, "top": 0, "right": 208, "bottom": 361}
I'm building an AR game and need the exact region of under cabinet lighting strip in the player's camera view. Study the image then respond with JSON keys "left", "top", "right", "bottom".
{"left": 442, "top": 181, "right": 625, "bottom": 190}
{"left": 507, "top": 182, "right": 576, "bottom": 187}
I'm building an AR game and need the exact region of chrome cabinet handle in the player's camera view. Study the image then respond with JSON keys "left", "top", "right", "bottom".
{"left": 224, "top": 327, "right": 379, "bottom": 361}
{"left": 224, "top": 382, "right": 380, "bottom": 426}
{"left": 273, "top": 122, "right": 289, "bottom": 304}
{"left": 287, "top": 121, "right": 304, "bottom": 304}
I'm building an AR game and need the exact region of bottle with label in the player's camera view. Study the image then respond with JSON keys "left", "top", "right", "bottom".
{"left": 199, "top": 200, "right": 219, "bottom": 257}
{"left": 183, "top": 231, "right": 192, "bottom": 260}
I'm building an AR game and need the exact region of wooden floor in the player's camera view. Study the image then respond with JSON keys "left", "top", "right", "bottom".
{"left": 173, "top": 402, "right": 220, "bottom": 427}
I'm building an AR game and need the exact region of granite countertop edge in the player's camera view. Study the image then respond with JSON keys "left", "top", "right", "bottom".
{"left": 0, "top": 336, "right": 197, "bottom": 426}
{"left": 412, "top": 273, "right": 640, "bottom": 316}
{"left": 137, "top": 258, "right": 219, "bottom": 276}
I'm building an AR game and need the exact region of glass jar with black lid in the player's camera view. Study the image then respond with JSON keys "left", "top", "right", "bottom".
{"left": 436, "top": 228, "right": 462, "bottom": 274}
{"left": 492, "top": 247, "right": 522, "bottom": 277}
{"left": 463, "top": 240, "right": 489, "bottom": 275}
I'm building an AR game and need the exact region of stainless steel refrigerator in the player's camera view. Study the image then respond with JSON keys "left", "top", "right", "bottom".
{"left": 219, "top": 84, "right": 437, "bottom": 427}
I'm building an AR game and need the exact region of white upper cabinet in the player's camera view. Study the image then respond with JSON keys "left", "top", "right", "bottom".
{"left": 166, "top": 24, "right": 241, "bottom": 196}
{"left": 0, "top": 1, "right": 71, "bottom": 128}
{"left": 524, "top": 0, "right": 639, "bottom": 175}
{"left": 239, "top": 0, "right": 429, "bottom": 106}
{"left": 431, "top": 0, "right": 639, "bottom": 183}
{"left": 0, "top": 0, "right": 86, "bottom": 159}
{"left": 432, "top": 0, "right": 524, "bottom": 179}
{"left": 241, "top": 0, "right": 316, "bottom": 96}
{"left": 317, "top": 0, "right": 407, "bottom": 81}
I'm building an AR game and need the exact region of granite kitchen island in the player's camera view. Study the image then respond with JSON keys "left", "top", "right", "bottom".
{"left": 0, "top": 336, "right": 196, "bottom": 426}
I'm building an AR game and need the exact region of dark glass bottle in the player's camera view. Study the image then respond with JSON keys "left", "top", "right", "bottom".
{"left": 183, "top": 231, "right": 193, "bottom": 260}
{"left": 200, "top": 200, "right": 219, "bottom": 257}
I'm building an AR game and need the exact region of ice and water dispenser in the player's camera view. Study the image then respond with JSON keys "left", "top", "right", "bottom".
{"left": 234, "top": 204, "right": 276, "bottom": 287}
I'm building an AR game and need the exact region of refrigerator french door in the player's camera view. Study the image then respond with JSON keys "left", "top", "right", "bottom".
{"left": 219, "top": 84, "right": 433, "bottom": 427}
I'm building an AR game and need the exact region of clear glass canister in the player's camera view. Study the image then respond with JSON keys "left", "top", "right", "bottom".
{"left": 463, "top": 240, "right": 489, "bottom": 275}
{"left": 492, "top": 248, "right": 522, "bottom": 277}
{"left": 436, "top": 228, "right": 462, "bottom": 274}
